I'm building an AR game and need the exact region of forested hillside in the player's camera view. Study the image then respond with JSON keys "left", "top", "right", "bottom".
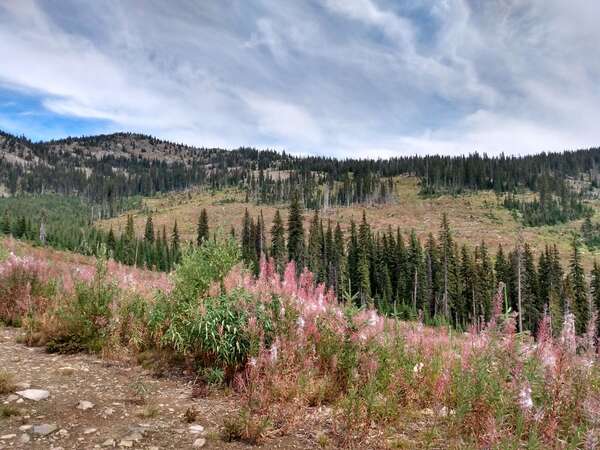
{"left": 2, "top": 129, "right": 600, "bottom": 212}
{"left": 3, "top": 129, "right": 600, "bottom": 336}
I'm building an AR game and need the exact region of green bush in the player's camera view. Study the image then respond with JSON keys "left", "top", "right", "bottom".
{"left": 46, "top": 252, "right": 118, "bottom": 353}
{"left": 148, "top": 238, "right": 284, "bottom": 378}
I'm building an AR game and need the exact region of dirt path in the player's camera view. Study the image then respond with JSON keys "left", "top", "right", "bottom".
{"left": 0, "top": 327, "right": 315, "bottom": 449}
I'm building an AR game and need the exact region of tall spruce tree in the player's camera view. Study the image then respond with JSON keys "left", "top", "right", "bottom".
{"left": 570, "top": 238, "right": 589, "bottom": 335}
{"left": 197, "top": 208, "right": 209, "bottom": 245}
{"left": 591, "top": 260, "right": 600, "bottom": 336}
{"left": 287, "top": 193, "right": 305, "bottom": 269}
{"left": 270, "top": 209, "right": 286, "bottom": 273}
{"left": 307, "top": 210, "right": 322, "bottom": 280}
{"left": 144, "top": 214, "right": 154, "bottom": 243}
{"left": 171, "top": 220, "right": 181, "bottom": 265}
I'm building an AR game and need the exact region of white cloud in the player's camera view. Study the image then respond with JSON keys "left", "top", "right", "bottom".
{"left": 0, "top": 0, "right": 599, "bottom": 156}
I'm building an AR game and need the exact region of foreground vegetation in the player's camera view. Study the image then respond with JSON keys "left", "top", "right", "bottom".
{"left": 1, "top": 237, "right": 600, "bottom": 448}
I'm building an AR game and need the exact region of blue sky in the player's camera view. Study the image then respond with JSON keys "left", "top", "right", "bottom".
{"left": 1, "top": 0, "right": 600, "bottom": 157}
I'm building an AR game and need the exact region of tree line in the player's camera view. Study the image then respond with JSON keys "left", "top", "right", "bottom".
{"left": 3, "top": 193, "right": 599, "bottom": 337}
{"left": 3, "top": 129, "right": 600, "bottom": 221}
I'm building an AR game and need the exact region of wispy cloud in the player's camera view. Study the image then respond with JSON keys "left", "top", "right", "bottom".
{"left": 0, "top": 0, "right": 599, "bottom": 156}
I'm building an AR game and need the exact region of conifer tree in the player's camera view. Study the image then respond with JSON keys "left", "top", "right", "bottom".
{"left": 171, "top": 220, "right": 181, "bottom": 265}
{"left": 144, "top": 214, "right": 155, "bottom": 243}
{"left": 521, "top": 243, "right": 541, "bottom": 332}
{"left": 124, "top": 215, "right": 136, "bottom": 265}
{"left": 1, "top": 211, "right": 10, "bottom": 235}
{"left": 438, "top": 213, "right": 454, "bottom": 320}
{"left": 591, "top": 260, "right": 600, "bottom": 336}
{"left": 107, "top": 226, "right": 116, "bottom": 255}
{"left": 255, "top": 210, "right": 266, "bottom": 259}
{"left": 357, "top": 211, "right": 372, "bottom": 304}
{"left": 197, "top": 208, "right": 209, "bottom": 245}
{"left": 241, "top": 209, "right": 255, "bottom": 269}
{"left": 287, "top": 192, "right": 305, "bottom": 268}
{"left": 347, "top": 220, "right": 360, "bottom": 300}
{"left": 424, "top": 233, "right": 439, "bottom": 319}
{"left": 333, "top": 222, "right": 345, "bottom": 294}
{"left": 570, "top": 238, "right": 589, "bottom": 335}
{"left": 270, "top": 209, "right": 286, "bottom": 273}
{"left": 307, "top": 210, "right": 322, "bottom": 280}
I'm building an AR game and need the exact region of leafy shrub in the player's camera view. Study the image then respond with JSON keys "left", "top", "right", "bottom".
{"left": 149, "top": 238, "right": 281, "bottom": 377}
{"left": 0, "top": 253, "right": 55, "bottom": 326}
{"left": 222, "top": 409, "right": 270, "bottom": 445}
{"left": 44, "top": 251, "right": 118, "bottom": 353}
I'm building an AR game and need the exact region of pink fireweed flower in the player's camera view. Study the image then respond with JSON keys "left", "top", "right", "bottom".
{"left": 518, "top": 382, "right": 533, "bottom": 411}
{"left": 560, "top": 312, "right": 577, "bottom": 355}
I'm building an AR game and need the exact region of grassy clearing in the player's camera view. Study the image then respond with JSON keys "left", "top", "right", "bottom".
{"left": 98, "top": 177, "right": 600, "bottom": 270}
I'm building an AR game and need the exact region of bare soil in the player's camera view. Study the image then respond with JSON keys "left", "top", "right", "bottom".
{"left": 0, "top": 327, "right": 316, "bottom": 449}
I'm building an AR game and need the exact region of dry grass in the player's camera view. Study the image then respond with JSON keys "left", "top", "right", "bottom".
{"left": 97, "top": 177, "right": 600, "bottom": 270}
{"left": 0, "top": 370, "right": 15, "bottom": 395}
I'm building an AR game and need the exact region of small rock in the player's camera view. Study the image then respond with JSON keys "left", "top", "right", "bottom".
{"left": 77, "top": 400, "right": 94, "bottom": 410}
{"left": 14, "top": 382, "right": 30, "bottom": 390}
{"left": 58, "top": 428, "right": 69, "bottom": 437}
{"left": 19, "top": 425, "right": 32, "bottom": 432}
{"left": 188, "top": 424, "right": 204, "bottom": 434}
{"left": 16, "top": 389, "right": 50, "bottom": 401}
{"left": 16, "top": 398, "right": 24, "bottom": 404}
{"left": 119, "top": 440, "right": 134, "bottom": 447}
{"left": 192, "top": 437, "right": 206, "bottom": 448}
{"left": 121, "top": 431, "right": 143, "bottom": 442}
{"left": 20, "top": 434, "right": 31, "bottom": 444}
{"left": 0, "top": 434, "right": 16, "bottom": 440}
{"left": 84, "top": 428, "right": 97, "bottom": 435}
{"left": 101, "top": 438, "right": 115, "bottom": 447}
{"left": 58, "top": 367, "right": 75, "bottom": 375}
{"left": 33, "top": 423, "right": 58, "bottom": 436}
{"left": 6, "top": 394, "right": 19, "bottom": 403}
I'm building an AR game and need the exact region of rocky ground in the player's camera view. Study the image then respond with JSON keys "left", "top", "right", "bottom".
{"left": 0, "top": 327, "right": 316, "bottom": 449}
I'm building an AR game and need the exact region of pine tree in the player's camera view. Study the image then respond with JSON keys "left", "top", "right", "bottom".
{"left": 241, "top": 209, "right": 256, "bottom": 270}
{"left": 424, "top": 233, "right": 439, "bottom": 319}
{"left": 591, "top": 260, "right": 600, "bottom": 336}
{"left": 438, "top": 213, "right": 454, "bottom": 321}
{"left": 357, "top": 211, "right": 372, "bottom": 304}
{"left": 171, "top": 220, "right": 181, "bottom": 265}
{"left": 407, "top": 230, "right": 424, "bottom": 314}
{"left": 570, "top": 238, "right": 589, "bottom": 335}
{"left": 256, "top": 210, "right": 266, "bottom": 259}
{"left": 475, "top": 241, "right": 495, "bottom": 323}
{"left": 270, "top": 209, "right": 286, "bottom": 273}
{"left": 124, "top": 215, "right": 136, "bottom": 265}
{"left": 287, "top": 193, "right": 305, "bottom": 269}
{"left": 347, "top": 220, "right": 360, "bottom": 300}
{"left": 307, "top": 210, "right": 322, "bottom": 280}
{"left": 162, "top": 226, "right": 171, "bottom": 271}
{"left": 197, "top": 208, "right": 209, "bottom": 245}
{"left": 332, "top": 222, "right": 345, "bottom": 294}
{"left": 107, "top": 226, "right": 116, "bottom": 255}
{"left": 521, "top": 243, "right": 541, "bottom": 332}
{"left": 144, "top": 214, "right": 155, "bottom": 243}
{"left": 1, "top": 211, "right": 10, "bottom": 235}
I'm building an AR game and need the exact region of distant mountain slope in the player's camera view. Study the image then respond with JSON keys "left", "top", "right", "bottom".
{"left": 2, "top": 128, "right": 600, "bottom": 210}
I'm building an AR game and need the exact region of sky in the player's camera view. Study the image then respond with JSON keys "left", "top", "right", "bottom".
{"left": 1, "top": 0, "right": 600, "bottom": 158}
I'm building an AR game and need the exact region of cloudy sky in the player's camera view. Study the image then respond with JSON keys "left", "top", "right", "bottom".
{"left": 0, "top": 0, "right": 599, "bottom": 157}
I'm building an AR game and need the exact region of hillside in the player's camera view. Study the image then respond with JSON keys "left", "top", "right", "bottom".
{"left": 99, "top": 176, "right": 600, "bottom": 271}
{"left": 4, "top": 129, "right": 600, "bottom": 335}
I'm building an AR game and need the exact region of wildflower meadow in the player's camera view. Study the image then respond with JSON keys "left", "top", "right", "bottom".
{"left": 1, "top": 236, "right": 600, "bottom": 448}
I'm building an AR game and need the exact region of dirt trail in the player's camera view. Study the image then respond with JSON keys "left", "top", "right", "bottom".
{"left": 0, "top": 327, "right": 314, "bottom": 449}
